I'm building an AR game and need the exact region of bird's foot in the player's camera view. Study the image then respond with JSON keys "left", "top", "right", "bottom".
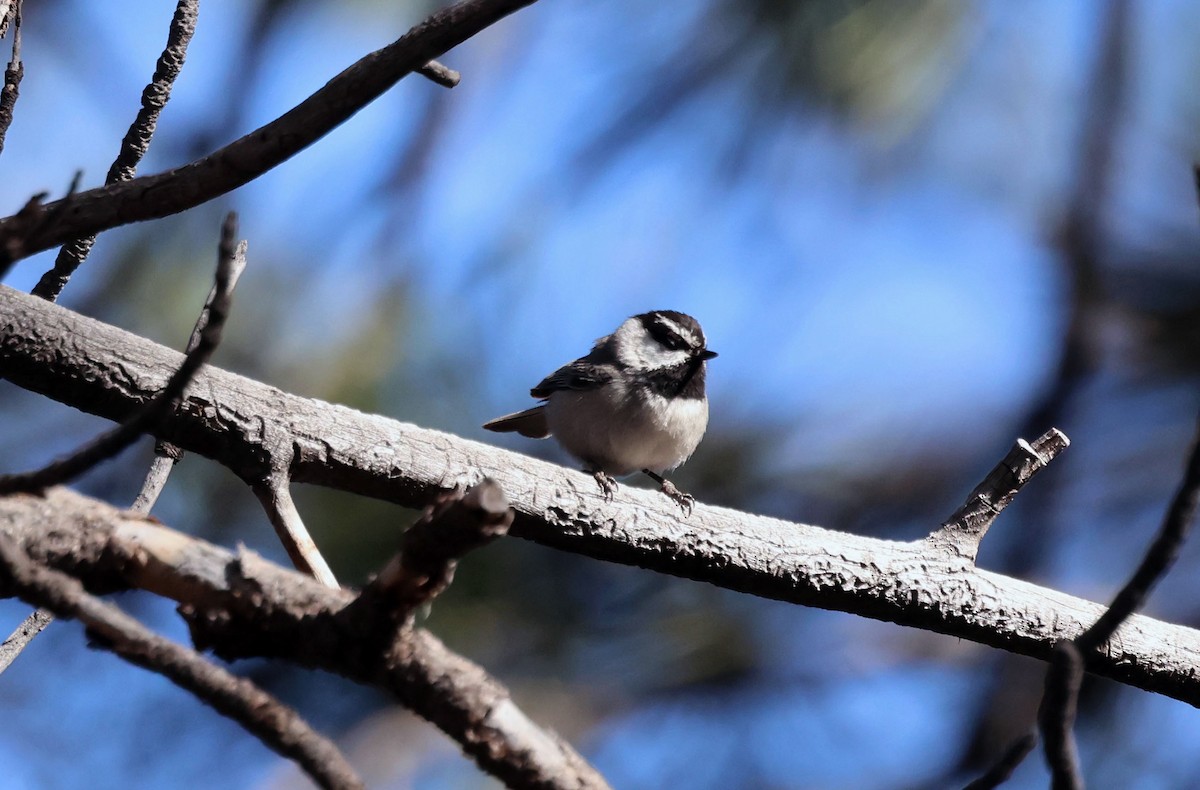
{"left": 659, "top": 480, "right": 695, "bottom": 515}
{"left": 591, "top": 470, "right": 618, "bottom": 502}
{"left": 643, "top": 470, "right": 695, "bottom": 516}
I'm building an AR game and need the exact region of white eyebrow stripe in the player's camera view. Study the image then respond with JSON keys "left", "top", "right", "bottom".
{"left": 655, "top": 314, "right": 699, "bottom": 348}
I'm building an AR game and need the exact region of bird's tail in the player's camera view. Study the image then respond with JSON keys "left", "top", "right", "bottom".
{"left": 482, "top": 406, "right": 550, "bottom": 438}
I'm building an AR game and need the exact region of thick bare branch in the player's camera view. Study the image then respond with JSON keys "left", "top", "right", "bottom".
{"left": 5, "top": 287, "right": 1200, "bottom": 708}
{"left": 0, "top": 529, "right": 363, "bottom": 790}
{"left": 0, "top": 0, "right": 537, "bottom": 267}
{"left": 0, "top": 488, "right": 610, "bottom": 790}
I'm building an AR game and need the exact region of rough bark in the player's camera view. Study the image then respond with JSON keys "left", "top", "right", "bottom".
{"left": 0, "top": 488, "right": 609, "bottom": 790}
{"left": 3, "top": 284, "right": 1200, "bottom": 709}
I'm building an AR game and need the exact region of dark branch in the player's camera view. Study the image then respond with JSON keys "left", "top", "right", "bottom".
{"left": 1039, "top": 642, "right": 1084, "bottom": 790}
{"left": 0, "top": 172, "right": 82, "bottom": 280}
{"left": 0, "top": 213, "right": 240, "bottom": 494}
{"left": 0, "top": 531, "right": 364, "bottom": 790}
{"left": 10, "top": 208, "right": 241, "bottom": 668}
{"left": 962, "top": 732, "right": 1037, "bottom": 790}
{"left": 33, "top": 0, "right": 200, "bottom": 302}
{"left": 0, "top": 0, "right": 537, "bottom": 265}
{"left": 1031, "top": 413, "right": 1200, "bottom": 787}
{"left": 1076, "top": 417, "right": 1200, "bottom": 653}
{"left": 1027, "top": 143, "right": 1200, "bottom": 786}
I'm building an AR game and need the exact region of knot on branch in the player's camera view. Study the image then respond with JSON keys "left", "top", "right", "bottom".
{"left": 345, "top": 480, "right": 513, "bottom": 642}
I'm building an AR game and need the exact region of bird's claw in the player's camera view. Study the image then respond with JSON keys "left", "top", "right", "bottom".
{"left": 592, "top": 470, "right": 618, "bottom": 502}
{"left": 659, "top": 479, "right": 695, "bottom": 516}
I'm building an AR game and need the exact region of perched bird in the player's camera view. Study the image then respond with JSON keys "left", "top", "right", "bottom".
{"left": 484, "top": 310, "right": 716, "bottom": 512}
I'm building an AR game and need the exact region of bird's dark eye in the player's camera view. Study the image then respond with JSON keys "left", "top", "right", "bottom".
{"left": 662, "top": 334, "right": 688, "bottom": 350}
{"left": 645, "top": 322, "right": 688, "bottom": 351}
{"left": 639, "top": 311, "right": 700, "bottom": 352}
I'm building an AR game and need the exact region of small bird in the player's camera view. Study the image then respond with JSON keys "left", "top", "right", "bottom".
{"left": 484, "top": 310, "right": 716, "bottom": 512}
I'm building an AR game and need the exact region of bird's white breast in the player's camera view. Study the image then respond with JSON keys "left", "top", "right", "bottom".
{"left": 544, "top": 384, "right": 709, "bottom": 476}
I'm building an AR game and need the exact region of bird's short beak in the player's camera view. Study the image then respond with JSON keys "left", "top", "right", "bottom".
{"left": 698, "top": 349, "right": 718, "bottom": 360}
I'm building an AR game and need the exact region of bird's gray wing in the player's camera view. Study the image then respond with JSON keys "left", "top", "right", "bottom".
{"left": 530, "top": 359, "right": 614, "bottom": 398}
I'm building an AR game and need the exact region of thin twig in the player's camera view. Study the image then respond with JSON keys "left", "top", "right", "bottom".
{"left": 1032, "top": 417, "right": 1200, "bottom": 788}
{"left": 0, "top": 606, "right": 50, "bottom": 673}
{"left": 0, "top": 0, "right": 538, "bottom": 263}
{"left": 33, "top": 0, "right": 199, "bottom": 302}
{"left": 252, "top": 472, "right": 339, "bottom": 588}
{"left": 0, "top": 533, "right": 363, "bottom": 790}
{"left": 962, "top": 732, "right": 1037, "bottom": 790}
{"left": 0, "top": 213, "right": 239, "bottom": 494}
{"left": 417, "top": 60, "right": 460, "bottom": 88}
{"left": 927, "top": 429, "right": 1069, "bottom": 561}
{"left": 131, "top": 239, "right": 248, "bottom": 514}
{"left": 1039, "top": 642, "right": 1084, "bottom": 790}
{"left": 0, "top": 0, "right": 22, "bottom": 156}
{"left": 130, "top": 446, "right": 180, "bottom": 514}
{"left": 1076, "top": 420, "right": 1200, "bottom": 653}
{"left": 0, "top": 172, "right": 81, "bottom": 280}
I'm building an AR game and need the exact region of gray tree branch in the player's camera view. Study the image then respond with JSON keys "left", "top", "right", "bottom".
{"left": 0, "top": 529, "right": 364, "bottom": 790}
{"left": 0, "top": 487, "right": 610, "bottom": 790}
{"left": 3, "top": 283, "right": 1200, "bottom": 709}
{"left": 0, "top": 605, "right": 49, "bottom": 672}
{"left": 0, "top": 213, "right": 240, "bottom": 495}
{"left": 0, "top": 0, "right": 22, "bottom": 156}
{"left": 33, "top": 0, "right": 200, "bottom": 301}
{"left": 0, "top": 0, "right": 537, "bottom": 268}
{"left": 252, "top": 470, "right": 338, "bottom": 587}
